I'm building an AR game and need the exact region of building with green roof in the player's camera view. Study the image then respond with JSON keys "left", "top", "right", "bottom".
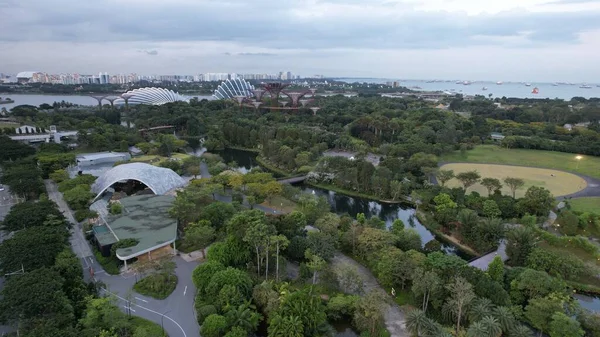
{"left": 92, "top": 194, "right": 177, "bottom": 269}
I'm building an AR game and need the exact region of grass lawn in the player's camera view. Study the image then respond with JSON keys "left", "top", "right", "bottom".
{"left": 260, "top": 195, "right": 297, "bottom": 213}
{"left": 440, "top": 163, "right": 587, "bottom": 198}
{"left": 539, "top": 241, "right": 600, "bottom": 267}
{"left": 442, "top": 145, "right": 600, "bottom": 180}
{"left": 129, "top": 316, "right": 167, "bottom": 336}
{"left": 0, "top": 122, "right": 19, "bottom": 129}
{"left": 130, "top": 153, "right": 191, "bottom": 166}
{"left": 134, "top": 273, "right": 178, "bottom": 300}
{"left": 569, "top": 197, "right": 600, "bottom": 214}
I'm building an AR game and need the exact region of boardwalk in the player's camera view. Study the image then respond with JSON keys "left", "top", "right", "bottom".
{"left": 468, "top": 241, "right": 508, "bottom": 271}
{"left": 277, "top": 175, "right": 307, "bottom": 184}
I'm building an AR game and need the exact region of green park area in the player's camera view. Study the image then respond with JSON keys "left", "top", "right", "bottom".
{"left": 440, "top": 162, "right": 587, "bottom": 198}
{"left": 129, "top": 153, "right": 191, "bottom": 165}
{"left": 570, "top": 197, "right": 600, "bottom": 213}
{"left": 442, "top": 145, "right": 600, "bottom": 180}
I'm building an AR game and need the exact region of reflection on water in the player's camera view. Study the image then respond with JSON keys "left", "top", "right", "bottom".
{"left": 302, "top": 185, "right": 473, "bottom": 259}
{"left": 211, "top": 148, "right": 473, "bottom": 259}
{"left": 212, "top": 148, "right": 258, "bottom": 174}
{"left": 575, "top": 293, "right": 600, "bottom": 312}
{"left": 332, "top": 321, "right": 359, "bottom": 337}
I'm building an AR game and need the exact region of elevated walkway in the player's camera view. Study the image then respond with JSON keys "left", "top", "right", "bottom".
{"left": 277, "top": 175, "right": 307, "bottom": 184}
{"left": 468, "top": 241, "right": 507, "bottom": 271}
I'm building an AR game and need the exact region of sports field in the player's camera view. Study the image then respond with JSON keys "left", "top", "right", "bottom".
{"left": 442, "top": 145, "right": 600, "bottom": 180}
{"left": 569, "top": 197, "right": 600, "bottom": 214}
{"left": 440, "top": 163, "right": 587, "bottom": 198}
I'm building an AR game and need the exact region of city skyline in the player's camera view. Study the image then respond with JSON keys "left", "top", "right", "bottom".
{"left": 0, "top": 0, "right": 599, "bottom": 82}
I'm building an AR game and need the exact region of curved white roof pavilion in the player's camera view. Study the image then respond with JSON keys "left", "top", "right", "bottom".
{"left": 113, "top": 87, "right": 189, "bottom": 106}
{"left": 212, "top": 78, "right": 255, "bottom": 100}
{"left": 91, "top": 162, "right": 186, "bottom": 201}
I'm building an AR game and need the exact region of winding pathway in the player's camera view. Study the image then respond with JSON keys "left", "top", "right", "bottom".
{"left": 332, "top": 254, "right": 409, "bottom": 337}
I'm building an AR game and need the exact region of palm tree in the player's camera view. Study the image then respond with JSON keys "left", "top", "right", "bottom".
{"left": 467, "top": 322, "right": 488, "bottom": 337}
{"left": 480, "top": 316, "right": 502, "bottom": 337}
{"left": 445, "top": 276, "right": 476, "bottom": 334}
{"left": 458, "top": 209, "right": 479, "bottom": 234}
{"left": 492, "top": 306, "right": 515, "bottom": 333}
{"left": 469, "top": 298, "right": 494, "bottom": 322}
{"left": 509, "top": 324, "right": 534, "bottom": 337}
{"left": 268, "top": 314, "right": 303, "bottom": 337}
{"left": 406, "top": 309, "right": 434, "bottom": 336}
{"left": 225, "top": 301, "right": 262, "bottom": 333}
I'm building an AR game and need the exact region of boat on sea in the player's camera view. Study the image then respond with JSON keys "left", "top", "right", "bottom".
{"left": 463, "top": 81, "right": 472, "bottom": 85}
{"left": 532, "top": 87, "right": 539, "bottom": 94}
{"left": 496, "top": 81, "right": 503, "bottom": 85}
{"left": 552, "top": 83, "right": 559, "bottom": 86}
{"left": 455, "top": 81, "right": 462, "bottom": 84}
{"left": 580, "top": 84, "right": 592, "bottom": 89}
{"left": 482, "top": 87, "right": 488, "bottom": 91}
{"left": 525, "top": 83, "right": 532, "bottom": 87}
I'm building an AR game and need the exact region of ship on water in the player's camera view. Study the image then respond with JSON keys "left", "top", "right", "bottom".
{"left": 525, "top": 83, "right": 532, "bottom": 87}
{"left": 532, "top": 87, "right": 539, "bottom": 94}
{"left": 580, "top": 84, "right": 592, "bottom": 89}
{"left": 496, "top": 81, "right": 503, "bottom": 85}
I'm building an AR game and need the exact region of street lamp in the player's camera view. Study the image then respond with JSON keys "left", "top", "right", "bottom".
{"left": 575, "top": 155, "right": 583, "bottom": 169}
{"left": 161, "top": 309, "right": 171, "bottom": 336}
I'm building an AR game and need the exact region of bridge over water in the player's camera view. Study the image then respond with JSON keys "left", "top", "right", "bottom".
{"left": 277, "top": 175, "right": 308, "bottom": 184}
{"left": 468, "top": 241, "right": 507, "bottom": 271}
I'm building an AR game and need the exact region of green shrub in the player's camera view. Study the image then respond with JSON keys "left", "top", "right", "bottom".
{"left": 326, "top": 294, "right": 360, "bottom": 320}
{"left": 133, "top": 273, "right": 178, "bottom": 299}
{"left": 109, "top": 202, "right": 123, "bottom": 215}
{"left": 94, "top": 250, "right": 120, "bottom": 275}
{"left": 110, "top": 238, "right": 139, "bottom": 256}
{"left": 74, "top": 209, "right": 98, "bottom": 222}
{"left": 196, "top": 303, "right": 217, "bottom": 325}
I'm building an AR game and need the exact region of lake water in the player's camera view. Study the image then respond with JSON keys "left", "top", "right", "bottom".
{"left": 0, "top": 93, "right": 213, "bottom": 111}
{"left": 337, "top": 78, "right": 600, "bottom": 100}
{"left": 215, "top": 148, "right": 471, "bottom": 258}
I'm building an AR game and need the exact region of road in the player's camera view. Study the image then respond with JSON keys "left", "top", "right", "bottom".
{"left": 332, "top": 254, "right": 409, "bottom": 336}
{"left": 44, "top": 179, "right": 199, "bottom": 337}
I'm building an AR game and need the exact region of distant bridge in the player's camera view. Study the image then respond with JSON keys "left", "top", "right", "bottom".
{"left": 9, "top": 130, "right": 78, "bottom": 143}
{"left": 277, "top": 175, "right": 308, "bottom": 184}
{"left": 468, "top": 241, "right": 507, "bottom": 271}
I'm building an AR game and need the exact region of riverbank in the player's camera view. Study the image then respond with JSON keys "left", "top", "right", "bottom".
{"left": 255, "top": 155, "right": 295, "bottom": 178}
{"left": 415, "top": 211, "right": 479, "bottom": 257}
{"left": 305, "top": 181, "right": 409, "bottom": 205}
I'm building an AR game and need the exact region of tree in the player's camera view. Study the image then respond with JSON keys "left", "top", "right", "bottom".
{"left": 411, "top": 268, "right": 441, "bottom": 313}
{"left": 244, "top": 220, "right": 274, "bottom": 277}
{"left": 268, "top": 314, "right": 304, "bottom": 337}
{"left": 481, "top": 178, "right": 502, "bottom": 196}
{"left": 201, "top": 314, "right": 228, "bottom": 337}
{"left": 224, "top": 326, "right": 247, "bottom": 337}
{"left": 192, "top": 261, "right": 225, "bottom": 294}
{"left": 184, "top": 220, "right": 216, "bottom": 258}
{"left": 517, "top": 186, "right": 554, "bottom": 217}
{"left": 1, "top": 200, "right": 64, "bottom": 231}
{"left": 305, "top": 249, "right": 327, "bottom": 284}
{"left": 357, "top": 227, "right": 397, "bottom": 258}
{"left": 436, "top": 169, "right": 455, "bottom": 187}
{"left": 506, "top": 227, "right": 538, "bottom": 266}
{"left": 504, "top": 177, "right": 525, "bottom": 198}
{"left": 481, "top": 316, "right": 502, "bottom": 337}
{"left": 549, "top": 312, "right": 584, "bottom": 337}
{"left": 0, "top": 226, "right": 67, "bottom": 274}
{"left": 525, "top": 297, "right": 563, "bottom": 337}
{"left": 406, "top": 309, "right": 435, "bottom": 337}
{"left": 335, "top": 263, "right": 364, "bottom": 294}
{"left": 456, "top": 171, "right": 481, "bottom": 191}
{"left": 353, "top": 289, "right": 388, "bottom": 335}
{"left": 225, "top": 301, "right": 262, "bottom": 333}
{"left": 270, "top": 234, "right": 290, "bottom": 282}
{"left": 0, "top": 268, "right": 73, "bottom": 326}
{"left": 445, "top": 276, "right": 476, "bottom": 334}
{"left": 50, "top": 169, "right": 69, "bottom": 183}
{"left": 487, "top": 255, "right": 505, "bottom": 283}
{"left": 63, "top": 184, "right": 94, "bottom": 210}
{"left": 510, "top": 325, "right": 534, "bottom": 337}
{"left": 483, "top": 199, "right": 502, "bottom": 218}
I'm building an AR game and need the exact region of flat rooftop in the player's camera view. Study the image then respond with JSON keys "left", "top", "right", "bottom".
{"left": 77, "top": 151, "right": 128, "bottom": 161}
{"left": 105, "top": 194, "right": 177, "bottom": 260}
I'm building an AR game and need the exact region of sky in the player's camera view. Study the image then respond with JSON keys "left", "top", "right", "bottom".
{"left": 0, "top": 0, "right": 599, "bottom": 82}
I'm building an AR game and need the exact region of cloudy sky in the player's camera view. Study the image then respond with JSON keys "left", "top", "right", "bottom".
{"left": 1, "top": 0, "right": 599, "bottom": 81}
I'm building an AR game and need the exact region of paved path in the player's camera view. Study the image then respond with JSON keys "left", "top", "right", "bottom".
{"left": 44, "top": 180, "right": 199, "bottom": 337}
{"left": 332, "top": 254, "right": 408, "bottom": 337}
{"left": 468, "top": 241, "right": 507, "bottom": 271}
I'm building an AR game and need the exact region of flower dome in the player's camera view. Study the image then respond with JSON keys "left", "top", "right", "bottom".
{"left": 114, "top": 87, "right": 188, "bottom": 105}
{"left": 212, "top": 78, "right": 255, "bottom": 100}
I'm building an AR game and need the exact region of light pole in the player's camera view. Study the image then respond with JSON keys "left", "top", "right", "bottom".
{"left": 161, "top": 309, "right": 171, "bottom": 336}
{"left": 576, "top": 155, "right": 583, "bottom": 169}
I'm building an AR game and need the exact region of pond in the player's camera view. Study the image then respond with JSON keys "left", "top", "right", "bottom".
{"left": 574, "top": 293, "right": 600, "bottom": 313}
{"left": 212, "top": 148, "right": 472, "bottom": 259}
{"left": 211, "top": 148, "right": 259, "bottom": 174}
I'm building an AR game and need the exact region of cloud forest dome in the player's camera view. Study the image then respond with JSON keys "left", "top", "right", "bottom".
{"left": 212, "top": 78, "right": 255, "bottom": 99}
{"left": 113, "top": 87, "right": 189, "bottom": 105}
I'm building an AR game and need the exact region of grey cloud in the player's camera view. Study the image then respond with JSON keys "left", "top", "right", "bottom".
{"left": 0, "top": 0, "right": 599, "bottom": 50}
